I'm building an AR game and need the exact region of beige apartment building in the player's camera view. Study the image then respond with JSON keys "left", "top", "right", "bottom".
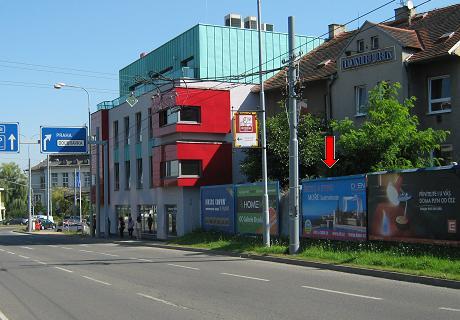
{"left": 263, "top": 3, "right": 460, "bottom": 164}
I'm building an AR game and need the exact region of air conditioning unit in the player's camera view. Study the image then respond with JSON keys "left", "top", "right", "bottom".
{"left": 261, "top": 23, "right": 274, "bottom": 32}
{"left": 244, "top": 16, "right": 257, "bottom": 29}
{"left": 225, "top": 13, "right": 243, "bottom": 28}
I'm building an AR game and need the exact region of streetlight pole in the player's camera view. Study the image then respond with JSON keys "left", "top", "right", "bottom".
{"left": 54, "top": 82, "right": 92, "bottom": 231}
{"left": 257, "top": 0, "right": 270, "bottom": 247}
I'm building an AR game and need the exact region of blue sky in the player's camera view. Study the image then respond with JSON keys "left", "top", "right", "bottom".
{"left": 0, "top": 0, "right": 457, "bottom": 169}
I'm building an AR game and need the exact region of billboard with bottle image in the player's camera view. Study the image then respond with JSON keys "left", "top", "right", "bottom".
{"left": 368, "top": 166, "right": 460, "bottom": 245}
{"left": 301, "top": 175, "right": 367, "bottom": 241}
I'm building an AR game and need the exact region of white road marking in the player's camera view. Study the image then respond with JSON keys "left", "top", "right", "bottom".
{"left": 54, "top": 267, "right": 73, "bottom": 273}
{"left": 20, "top": 246, "right": 33, "bottom": 250}
{"left": 301, "top": 285, "right": 382, "bottom": 300}
{"left": 60, "top": 246, "right": 73, "bottom": 250}
{"left": 99, "top": 252, "right": 119, "bottom": 257}
{"left": 168, "top": 264, "right": 200, "bottom": 271}
{"left": 79, "top": 244, "right": 89, "bottom": 247}
{"left": 48, "top": 245, "right": 59, "bottom": 248}
{"left": 439, "top": 307, "right": 460, "bottom": 312}
{"left": 220, "top": 272, "right": 270, "bottom": 282}
{"left": 6, "top": 252, "right": 15, "bottom": 255}
{"left": 0, "top": 308, "right": 10, "bottom": 320}
{"left": 81, "top": 276, "right": 111, "bottom": 286}
{"left": 79, "top": 249, "right": 94, "bottom": 253}
{"left": 137, "top": 293, "right": 188, "bottom": 310}
{"left": 136, "top": 258, "right": 152, "bottom": 262}
{"left": 18, "top": 255, "right": 30, "bottom": 259}
{"left": 33, "top": 260, "right": 47, "bottom": 265}
{"left": 0, "top": 248, "right": 4, "bottom": 252}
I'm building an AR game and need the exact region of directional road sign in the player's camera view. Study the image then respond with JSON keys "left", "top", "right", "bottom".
{"left": 40, "top": 126, "right": 88, "bottom": 154}
{"left": 0, "top": 122, "right": 19, "bottom": 153}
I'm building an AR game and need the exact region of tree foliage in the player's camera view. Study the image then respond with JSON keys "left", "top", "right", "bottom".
{"left": 52, "top": 187, "right": 73, "bottom": 216}
{"left": 332, "top": 82, "right": 449, "bottom": 175}
{"left": 241, "top": 105, "right": 325, "bottom": 187}
{"left": 0, "top": 162, "right": 27, "bottom": 217}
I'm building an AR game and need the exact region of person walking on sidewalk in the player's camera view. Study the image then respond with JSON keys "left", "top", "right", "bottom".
{"left": 127, "top": 214, "right": 134, "bottom": 239}
{"left": 135, "top": 215, "right": 142, "bottom": 240}
{"left": 118, "top": 216, "right": 125, "bottom": 238}
{"left": 147, "top": 214, "right": 153, "bottom": 233}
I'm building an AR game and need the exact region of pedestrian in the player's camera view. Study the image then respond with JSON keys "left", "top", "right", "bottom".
{"left": 147, "top": 214, "right": 153, "bottom": 233}
{"left": 127, "top": 214, "right": 134, "bottom": 239}
{"left": 119, "top": 216, "right": 125, "bottom": 238}
{"left": 135, "top": 215, "right": 142, "bottom": 240}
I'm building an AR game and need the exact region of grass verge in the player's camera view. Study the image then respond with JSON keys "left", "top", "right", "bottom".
{"left": 168, "top": 231, "right": 460, "bottom": 281}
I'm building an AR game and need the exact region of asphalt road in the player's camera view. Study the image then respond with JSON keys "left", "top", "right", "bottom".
{"left": 0, "top": 228, "right": 458, "bottom": 320}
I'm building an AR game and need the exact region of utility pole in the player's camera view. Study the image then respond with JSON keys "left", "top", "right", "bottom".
{"left": 28, "top": 156, "right": 32, "bottom": 232}
{"left": 257, "top": 0, "right": 270, "bottom": 247}
{"left": 78, "top": 164, "right": 82, "bottom": 223}
{"left": 74, "top": 167, "right": 77, "bottom": 215}
{"left": 288, "top": 16, "right": 300, "bottom": 254}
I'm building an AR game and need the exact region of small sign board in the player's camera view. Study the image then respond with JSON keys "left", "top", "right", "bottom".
{"left": 40, "top": 126, "right": 88, "bottom": 154}
{"left": 233, "top": 112, "right": 259, "bottom": 148}
{"left": 0, "top": 122, "right": 19, "bottom": 153}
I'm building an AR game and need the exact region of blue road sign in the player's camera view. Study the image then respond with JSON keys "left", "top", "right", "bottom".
{"left": 40, "top": 126, "right": 88, "bottom": 154}
{"left": 0, "top": 122, "right": 19, "bottom": 153}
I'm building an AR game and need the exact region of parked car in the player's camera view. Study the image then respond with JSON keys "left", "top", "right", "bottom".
{"left": 38, "top": 219, "right": 56, "bottom": 230}
{"left": 3, "top": 217, "right": 27, "bottom": 225}
{"left": 56, "top": 222, "right": 88, "bottom": 233}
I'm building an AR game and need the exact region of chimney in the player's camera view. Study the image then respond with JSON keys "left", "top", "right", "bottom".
{"left": 395, "top": 1, "right": 416, "bottom": 23}
{"left": 328, "top": 24, "right": 346, "bottom": 40}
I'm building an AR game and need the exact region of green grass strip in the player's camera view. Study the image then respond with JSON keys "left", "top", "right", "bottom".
{"left": 168, "top": 231, "right": 460, "bottom": 281}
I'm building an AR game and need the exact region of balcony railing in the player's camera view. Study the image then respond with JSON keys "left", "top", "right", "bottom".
{"left": 97, "top": 67, "right": 197, "bottom": 111}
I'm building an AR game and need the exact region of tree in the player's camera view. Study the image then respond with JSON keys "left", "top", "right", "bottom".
{"left": 0, "top": 162, "right": 27, "bottom": 217}
{"left": 241, "top": 104, "right": 325, "bottom": 187}
{"left": 52, "top": 188, "right": 72, "bottom": 216}
{"left": 332, "top": 82, "right": 449, "bottom": 175}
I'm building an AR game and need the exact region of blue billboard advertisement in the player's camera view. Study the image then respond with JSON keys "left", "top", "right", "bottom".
{"left": 301, "top": 175, "right": 367, "bottom": 241}
{"left": 201, "top": 185, "right": 235, "bottom": 233}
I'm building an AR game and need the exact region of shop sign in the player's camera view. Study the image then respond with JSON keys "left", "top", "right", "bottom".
{"left": 341, "top": 47, "right": 395, "bottom": 71}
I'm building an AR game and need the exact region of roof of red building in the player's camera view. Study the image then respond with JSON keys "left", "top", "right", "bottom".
{"left": 260, "top": 3, "right": 460, "bottom": 92}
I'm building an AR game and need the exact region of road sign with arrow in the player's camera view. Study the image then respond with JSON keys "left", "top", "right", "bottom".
{"left": 0, "top": 122, "right": 19, "bottom": 153}
{"left": 322, "top": 136, "right": 339, "bottom": 168}
{"left": 40, "top": 126, "right": 87, "bottom": 154}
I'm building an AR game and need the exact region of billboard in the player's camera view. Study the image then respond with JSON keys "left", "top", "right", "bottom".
{"left": 368, "top": 167, "right": 460, "bottom": 245}
{"left": 201, "top": 185, "right": 235, "bottom": 233}
{"left": 236, "top": 182, "right": 279, "bottom": 235}
{"left": 301, "top": 175, "right": 367, "bottom": 241}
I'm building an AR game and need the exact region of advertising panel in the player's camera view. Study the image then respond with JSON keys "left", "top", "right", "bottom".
{"left": 201, "top": 185, "right": 235, "bottom": 233}
{"left": 233, "top": 112, "right": 259, "bottom": 148}
{"left": 236, "top": 182, "right": 279, "bottom": 235}
{"left": 301, "top": 175, "right": 367, "bottom": 241}
{"left": 368, "top": 167, "right": 460, "bottom": 245}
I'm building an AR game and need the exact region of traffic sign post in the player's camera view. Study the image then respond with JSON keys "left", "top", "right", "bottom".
{"left": 40, "top": 126, "right": 88, "bottom": 154}
{"left": 0, "top": 122, "right": 20, "bottom": 153}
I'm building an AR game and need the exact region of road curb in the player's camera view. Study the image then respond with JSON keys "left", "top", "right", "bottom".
{"left": 132, "top": 242, "right": 460, "bottom": 290}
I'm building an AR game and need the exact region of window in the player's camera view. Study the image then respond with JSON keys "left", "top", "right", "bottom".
{"left": 136, "top": 158, "right": 143, "bottom": 189}
{"left": 62, "top": 172, "right": 69, "bottom": 188}
{"left": 149, "top": 156, "right": 153, "bottom": 188}
{"left": 148, "top": 108, "right": 153, "bottom": 139}
{"left": 357, "top": 39, "right": 365, "bottom": 53}
{"left": 51, "top": 173, "right": 58, "bottom": 187}
{"left": 114, "top": 163, "right": 120, "bottom": 191}
{"left": 434, "top": 144, "right": 453, "bottom": 166}
{"left": 161, "top": 160, "right": 201, "bottom": 178}
{"left": 355, "top": 85, "right": 368, "bottom": 115}
{"left": 125, "top": 161, "right": 131, "bottom": 190}
{"left": 180, "top": 160, "right": 201, "bottom": 177}
{"left": 84, "top": 173, "right": 91, "bottom": 187}
{"left": 428, "top": 76, "right": 451, "bottom": 113}
{"left": 124, "top": 116, "right": 130, "bottom": 145}
{"left": 371, "top": 36, "right": 379, "bottom": 50}
{"left": 161, "top": 160, "right": 179, "bottom": 178}
{"left": 135, "top": 112, "right": 142, "bottom": 143}
{"left": 113, "top": 121, "right": 119, "bottom": 148}
{"left": 40, "top": 176, "right": 45, "bottom": 189}
{"left": 159, "top": 106, "right": 200, "bottom": 127}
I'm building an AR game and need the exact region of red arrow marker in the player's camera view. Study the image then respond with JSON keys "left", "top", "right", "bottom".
{"left": 322, "top": 136, "right": 339, "bottom": 168}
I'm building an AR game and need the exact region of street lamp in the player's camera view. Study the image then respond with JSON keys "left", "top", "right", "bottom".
{"left": 53, "top": 82, "right": 92, "bottom": 227}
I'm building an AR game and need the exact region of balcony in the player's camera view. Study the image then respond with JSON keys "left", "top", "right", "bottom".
{"left": 97, "top": 67, "right": 197, "bottom": 111}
